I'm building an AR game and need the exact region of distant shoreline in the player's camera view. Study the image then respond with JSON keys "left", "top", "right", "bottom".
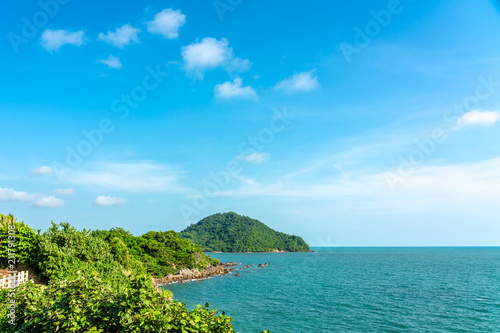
{"left": 205, "top": 250, "right": 314, "bottom": 254}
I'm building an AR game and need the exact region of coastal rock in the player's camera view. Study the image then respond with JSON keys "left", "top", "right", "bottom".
{"left": 222, "top": 261, "right": 237, "bottom": 267}
{"left": 154, "top": 264, "right": 231, "bottom": 285}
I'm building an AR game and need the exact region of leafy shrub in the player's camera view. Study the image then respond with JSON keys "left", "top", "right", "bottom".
{"left": 0, "top": 214, "right": 39, "bottom": 268}
{"left": 0, "top": 274, "right": 236, "bottom": 332}
{"left": 32, "top": 222, "right": 128, "bottom": 287}
{"left": 93, "top": 228, "right": 220, "bottom": 277}
{"left": 0, "top": 215, "right": 269, "bottom": 332}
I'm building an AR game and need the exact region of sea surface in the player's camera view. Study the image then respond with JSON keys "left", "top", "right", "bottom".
{"left": 163, "top": 247, "right": 500, "bottom": 332}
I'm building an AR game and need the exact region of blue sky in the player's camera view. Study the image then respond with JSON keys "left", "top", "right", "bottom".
{"left": 1, "top": 0, "right": 500, "bottom": 246}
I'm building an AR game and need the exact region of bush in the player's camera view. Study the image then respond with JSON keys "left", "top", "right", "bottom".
{"left": 0, "top": 214, "right": 39, "bottom": 268}
{"left": 32, "top": 222, "right": 128, "bottom": 288}
{"left": 93, "top": 228, "right": 220, "bottom": 277}
{"left": 0, "top": 274, "right": 235, "bottom": 332}
{"left": 0, "top": 215, "right": 269, "bottom": 332}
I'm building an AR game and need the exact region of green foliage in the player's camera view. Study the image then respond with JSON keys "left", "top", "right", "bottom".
{"left": 0, "top": 213, "right": 39, "bottom": 268}
{"left": 0, "top": 214, "right": 269, "bottom": 332}
{"left": 0, "top": 275, "right": 235, "bottom": 332}
{"left": 180, "top": 212, "right": 311, "bottom": 252}
{"left": 93, "top": 228, "right": 219, "bottom": 277}
{"left": 32, "top": 222, "right": 128, "bottom": 287}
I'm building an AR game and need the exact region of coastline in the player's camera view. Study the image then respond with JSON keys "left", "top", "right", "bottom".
{"left": 154, "top": 262, "right": 237, "bottom": 286}
{"left": 204, "top": 250, "right": 313, "bottom": 253}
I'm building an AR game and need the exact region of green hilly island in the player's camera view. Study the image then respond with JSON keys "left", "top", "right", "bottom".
{"left": 180, "top": 212, "right": 311, "bottom": 252}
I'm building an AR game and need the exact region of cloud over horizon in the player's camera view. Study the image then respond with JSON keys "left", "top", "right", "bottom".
{"left": 216, "top": 156, "right": 500, "bottom": 216}
{"left": 64, "top": 161, "right": 187, "bottom": 193}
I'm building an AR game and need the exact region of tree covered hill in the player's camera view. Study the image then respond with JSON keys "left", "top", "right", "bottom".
{"left": 0, "top": 213, "right": 246, "bottom": 332}
{"left": 180, "top": 212, "right": 311, "bottom": 252}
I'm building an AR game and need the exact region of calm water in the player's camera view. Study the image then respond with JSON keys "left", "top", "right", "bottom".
{"left": 163, "top": 248, "right": 500, "bottom": 332}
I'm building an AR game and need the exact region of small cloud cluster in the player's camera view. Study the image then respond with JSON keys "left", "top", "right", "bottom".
{"left": 181, "top": 37, "right": 251, "bottom": 78}
{"left": 32, "top": 166, "right": 53, "bottom": 175}
{"left": 54, "top": 188, "right": 75, "bottom": 196}
{"left": 40, "top": 8, "right": 186, "bottom": 70}
{"left": 38, "top": 6, "right": 321, "bottom": 101}
{"left": 94, "top": 195, "right": 128, "bottom": 206}
{"left": 33, "top": 196, "right": 64, "bottom": 208}
{"left": 40, "top": 29, "right": 84, "bottom": 52}
{"left": 214, "top": 78, "right": 257, "bottom": 100}
{"left": 275, "top": 70, "right": 320, "bottom": 93}
{"left": 238, "top": 152, "right": 270, "bottom": 164}
{"left": 97, "top": 24, "right": 141, "bottom": 48}
{"left": 0, "top": 187, "right": 64, "bottom": 208}
{"left": 456, "top": 110, "right": 499, "bottom": 129}
{"left": 98, "top": 54, "right": 122, "bottom": 69}
{"left": 146, "top": 9, "right": 185, "bottom": 39}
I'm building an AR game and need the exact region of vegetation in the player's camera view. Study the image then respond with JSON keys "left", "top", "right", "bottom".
{"left": 0, "top": 276, "right": 234, "bottom": 332}
{"left": 0, "top": 214, "right": 38, "bottom": 266}
{"left": 92, "top": 228, "right": 219, "bottom": 277}
{"left": 0, "top": 213, "right": 267, "bottom": 332}
{"left": 180, "top": 212, "right": 311, "bottom": 252}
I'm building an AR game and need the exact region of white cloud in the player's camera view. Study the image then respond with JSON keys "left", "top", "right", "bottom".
{"left": 40, "top": 29, "right": 84, "bottom": 52}
{"left": 275, "top": 70, "right": 320, "bottom": 93}
{"left": 65, "top": 161, "right": 186, "bottom": 193}
{"left": 98, "top": 55, "right": 122, "bottom": 69}
{"left": 455, "top": 110, "right": 500, "bottom": 129}
{"left": 33, "top": 196, "right": 64, "bottom": 208}
{"left": 181, "top": 37, "right": 251, "bottom": 77}
{"left": 237, "top": 152, "right": 270, "bottom": 164}
{"left": 214, "top": 78, "right": 257, "bottom": 100}
{"left": 54, "top": 188, "right": 75, "bottom": 196}
{"left": 0, "top": 187, "right": 64, "bottom": 207}
{"left": 147, "top": 8, "right": 185, "bottom": 39}
{"left": 98, "top": 24, "right": 140, "bottom": 48}
{"left": 94, "top": 195, "right": 128, "bottom": 206}
{"left": 0, "top": 188, "right": 36, "bottom": 202}
{"left": 217, "top": 157, "right": 500, "bottom": 215}
{"left": 32, "top": 166, "right": 53, "bottom": 175}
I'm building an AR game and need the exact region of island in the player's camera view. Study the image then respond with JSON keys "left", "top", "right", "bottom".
{"left": 180, "top": 212, "right": 311, "bottom": 252}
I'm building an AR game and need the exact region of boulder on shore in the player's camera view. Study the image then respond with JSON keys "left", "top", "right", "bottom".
{"left": 154, "top": 264, "right": 230, "bottom": 285}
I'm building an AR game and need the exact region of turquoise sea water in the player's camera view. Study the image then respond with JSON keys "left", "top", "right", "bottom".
{"left": 163, "top": 248, "right": 500, "bottom": 332}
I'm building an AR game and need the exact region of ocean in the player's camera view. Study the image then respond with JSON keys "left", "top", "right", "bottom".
{"left": 163, "top": 247, "right": 500, "bottom": 332}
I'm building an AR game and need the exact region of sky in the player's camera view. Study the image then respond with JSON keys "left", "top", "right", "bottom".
{"left": 1, "top": 0, "right": 500, "bottom": 246}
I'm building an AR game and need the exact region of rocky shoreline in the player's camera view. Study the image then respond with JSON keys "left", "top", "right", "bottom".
{"left": 205, "top": 250, "right": 313, "bottom": 253}
{"left": 153, "top": 262, "right": 237, "bottom": 286}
